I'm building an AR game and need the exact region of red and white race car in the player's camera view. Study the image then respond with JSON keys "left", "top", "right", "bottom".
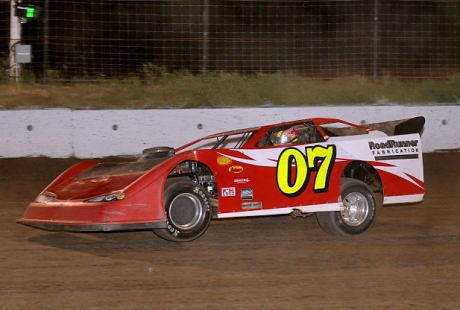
{"left": 18, "top": 116, "right": 425, "bottom": 242}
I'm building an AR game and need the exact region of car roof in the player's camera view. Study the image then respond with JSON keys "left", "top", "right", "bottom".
{"left": 175, "top": 117, "right": 370, "bottom": 152}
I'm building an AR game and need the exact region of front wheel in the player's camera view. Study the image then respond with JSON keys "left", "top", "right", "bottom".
{"left": 154, "top": 181, "right": 211, "bottom": 242}
{"left": 316, "top": 179, "right": 377, "bottom": 236}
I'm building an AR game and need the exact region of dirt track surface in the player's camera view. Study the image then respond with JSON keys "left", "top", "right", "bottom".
{"left": 1, "top": 152, "right": 459, "bottom": 310}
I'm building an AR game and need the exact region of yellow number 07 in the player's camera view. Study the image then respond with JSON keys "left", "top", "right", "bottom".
{"left": 276, "top": 145, "right": 336, "bottom": 197}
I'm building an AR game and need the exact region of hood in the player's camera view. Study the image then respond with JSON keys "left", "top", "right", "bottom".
{"left": 46, "top": 158, "right": 168, "bottom": 201}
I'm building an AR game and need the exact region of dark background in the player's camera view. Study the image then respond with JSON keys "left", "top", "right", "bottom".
{"left": 1, "top": 0, "right": 459, "bottom": 80}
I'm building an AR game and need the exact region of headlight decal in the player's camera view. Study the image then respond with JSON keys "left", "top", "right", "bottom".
{"left": 85, "top": 191, "right": 126, "bottom": 203}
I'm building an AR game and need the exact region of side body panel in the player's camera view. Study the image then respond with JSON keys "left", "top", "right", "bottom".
{"left": 194, "top": 133, "right": 424, "bottom": 218}
{"left": 18, "top": 152, "right": 199, "bottom": 231}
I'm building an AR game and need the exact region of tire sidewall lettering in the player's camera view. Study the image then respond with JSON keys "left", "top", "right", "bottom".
{"left": 193, "top": 186, "right": 211, "bottom": 211}
{"left": 167, "top": 184, "right": 210, "bottom": 238}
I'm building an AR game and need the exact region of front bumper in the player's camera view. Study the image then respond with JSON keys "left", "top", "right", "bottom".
{"left": 17, "top": 218, "right": 167, "bottom": 232}
{"left": 17, "top": 199, "right": 167, "bottom": 233}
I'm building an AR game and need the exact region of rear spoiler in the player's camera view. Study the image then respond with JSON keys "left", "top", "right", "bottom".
{"left": 366, "top": 116, "right": 425, "bottom": 136}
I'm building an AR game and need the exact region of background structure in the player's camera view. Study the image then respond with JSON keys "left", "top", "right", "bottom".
{"left": 1, "top": 0, "right": 460, "bottom": 82}
{"left": 0, "top": 106, "right": 458, "bottom": 158}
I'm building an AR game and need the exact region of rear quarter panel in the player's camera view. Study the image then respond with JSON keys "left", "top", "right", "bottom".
{"left": 328, "top": 132, "right": 424, "bottom": 202}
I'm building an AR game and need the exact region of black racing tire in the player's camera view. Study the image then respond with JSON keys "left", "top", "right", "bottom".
{"left": 154, "top": 181, "right": 211, "bottom": 242}
{"left": 316, "top": 178, "right": 377, "bottom": 236}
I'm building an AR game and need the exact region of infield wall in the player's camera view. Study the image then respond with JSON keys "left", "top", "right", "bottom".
{"left": 0, "top": 105, "right": 458, "bottom": 158}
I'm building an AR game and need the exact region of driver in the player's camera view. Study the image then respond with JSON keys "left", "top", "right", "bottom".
{"left": 270, "top": 124, "right": 315, "bottom": 146}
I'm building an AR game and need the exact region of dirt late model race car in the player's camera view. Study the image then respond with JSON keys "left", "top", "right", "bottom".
{"left": 17, "top": 116, "right": 425, "bottom": 242}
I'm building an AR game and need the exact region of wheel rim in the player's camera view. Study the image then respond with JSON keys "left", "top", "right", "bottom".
{"left": 341, "top": 192, "right": 369, "bottom": 226}
{"left": 168, "top": 193, "right": 204, "bottom": 230}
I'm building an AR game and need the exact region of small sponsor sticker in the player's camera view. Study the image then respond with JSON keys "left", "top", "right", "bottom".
{"left": 241, "top": 188, "right": 253, "bottom": 200}
{"left": 234, "top": 178, "right": 250, "bottom": 184}
{"left": 221, "top": 187, "right": 236, "bottom": 197}
{"left": 228, "top": 165, "right": 244, "bottom": 174}
{"left": 242, "top": 202, "right": 262, "bottom": 210}
{"left": 217, "top": 156, "right": 232, "bottom": 166}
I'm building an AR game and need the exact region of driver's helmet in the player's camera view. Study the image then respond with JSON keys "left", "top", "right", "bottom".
{"left": 271, "top": 127, "right": 299, "bottom": 146}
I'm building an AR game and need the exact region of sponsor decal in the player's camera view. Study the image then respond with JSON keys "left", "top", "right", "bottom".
{"left": 217, "top": 156, "right": 232, "bottom": 166}
{"left": 241, "top": 188, "right": 253, "bottom": 200}
{"left": 368, "top": 140, "right": 420, "bottom": 160}
{"left": 234, "top": 178, "right": 250, "bottom": 184}
{"left": 221, "top": 187, "right": 236, "bottom": 197}
{"left": 368, "top": 139, "right": 419, "bottom": 150}
{"left": 276, "top": 145, "right": 336, "bottom": 197}
{"left": 228, "top": 165, "right": 244, "bottom": 174}
{"left": 242, "top": 201, "right": 262, "bottom": 210}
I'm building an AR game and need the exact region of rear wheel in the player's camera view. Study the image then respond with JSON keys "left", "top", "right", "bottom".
{"left": 316, "top": 179, "right": 376, "bottom": 236}
{"left": 154, "top": 181, "right": 211, "bottom": 242}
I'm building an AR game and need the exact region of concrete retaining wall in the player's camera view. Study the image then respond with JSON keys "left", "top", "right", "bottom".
{"left": 1, "top": 106, "right": 458, "bottom": 158}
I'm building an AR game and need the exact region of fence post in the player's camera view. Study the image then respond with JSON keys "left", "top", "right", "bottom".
{"left": 9, "top": 0, "right": 22, "bottom": 82}
{"left": 43, "top": 0, "right": 49, "bottom": 83}
{"left": 202, "top": 0, "right": 209, "bottom": 79}
{"left": 373, "top": 0, "right": 379, "bottom": 79}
